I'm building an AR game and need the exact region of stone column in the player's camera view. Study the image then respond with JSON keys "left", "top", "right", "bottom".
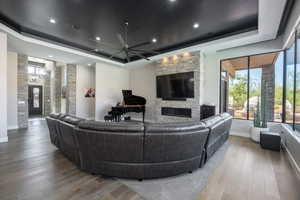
{"left": 262, "top": 64, "right": 275, "bottom": 121}
{"left": 54, "top": 64, "right": 62, "bottom": 113}
{"left": 44, "top": 71, "right": 52, "bottom": 116}
{"left": 17, "top": 55, "right": 28, "bottom": 129}
{"left": 0, "top": 32, "right": 8, "bottom": 143}
{"left": 66, "top": 64, "right": 77, "bottom": 115}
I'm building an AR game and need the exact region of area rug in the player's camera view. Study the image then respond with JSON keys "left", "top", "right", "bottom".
{"left": 118, "top": 142, "right": 229, "bottom": 200}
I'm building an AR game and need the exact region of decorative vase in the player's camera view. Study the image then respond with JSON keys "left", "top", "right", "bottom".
{"left": 250, "top": 126, "right": 269, "bottom": 143}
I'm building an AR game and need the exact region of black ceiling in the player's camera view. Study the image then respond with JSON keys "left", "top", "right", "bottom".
{"left": 0, "top": 0, "right": 259, "bottom": 63}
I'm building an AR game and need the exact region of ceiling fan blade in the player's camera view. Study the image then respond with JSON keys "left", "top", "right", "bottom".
{"left": 125, "top": 50, "right": 130, "bottom": 62}
{"left": 130, "top": 51, "right": 150, "bottom": 61}
{"left": 117, "top": 34, "right": 126, "bottom": 47}
{"left": 128, "top": 41, "right": 151, "bottom": 49}
{"left": 109, "top": 49, "right": 124, "bottom": 59}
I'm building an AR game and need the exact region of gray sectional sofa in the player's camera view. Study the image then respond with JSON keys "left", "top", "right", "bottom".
{"left": 46, "top": 113, "right": 232, "bottom": 179}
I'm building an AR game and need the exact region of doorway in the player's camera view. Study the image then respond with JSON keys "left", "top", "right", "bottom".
{"left": 28, "top": 85, "right": 43, "bottom": 117}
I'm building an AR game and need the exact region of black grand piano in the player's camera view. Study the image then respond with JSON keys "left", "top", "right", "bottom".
{"left": 108, "top": 90, "right": 146, "bottom": 122}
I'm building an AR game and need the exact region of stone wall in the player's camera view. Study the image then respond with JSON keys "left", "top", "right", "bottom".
{"left": 17, "top": 55, "right": 28, "bottom": 128}
{"left": 44, "top": 71, "right": 52, "bottom": 116}
{"left": 66, "top": 64, "right": 77, "bottom": 115}
{"left": 154, "top": 53, "right": 202, "bottom": 122}
{"left": 54, "top": 65, "right": 62, "bottom": 113}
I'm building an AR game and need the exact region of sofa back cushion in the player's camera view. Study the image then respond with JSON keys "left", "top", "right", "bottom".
{"left": 78, "top": 120, "right": 144, "bottom": 132}
{"left": 62, "top": 115, "right": 83, "bottom": 126}
{"left": 144, "top": 121, "right": 209, "bottom": 162}
{"left": 201, "top": 115, "right": 225, "bottom": 145}
{"left": 145, "top": 121, "right": 207, "bottom": 133}
{"left": 49, "top": 113, "right": 61, "bottom": 119}
{"left": 76, "top": 121, "right": 144, "bottom": 163}
{"left": 46, "top": 116, "right": 60, "bottom": 147}
{"left": 220, "top": 113, "right": 233, "bottom": 133}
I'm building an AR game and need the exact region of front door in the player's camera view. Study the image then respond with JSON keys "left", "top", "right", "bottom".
{"left": 28, "top": 85, "right": 43, "bottom": 116}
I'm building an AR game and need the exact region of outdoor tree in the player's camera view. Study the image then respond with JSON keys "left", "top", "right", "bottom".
{"left": 229, "top": 75, "right": 247, "bottom": 106}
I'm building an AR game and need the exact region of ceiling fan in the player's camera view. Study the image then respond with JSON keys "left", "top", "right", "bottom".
{"left": 108, "top": 21, "right": 160, "bottom": 62}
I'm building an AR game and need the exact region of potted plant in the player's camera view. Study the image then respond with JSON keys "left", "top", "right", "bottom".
{"left": 250, "top": 82, "right": 269, "bottom": 142}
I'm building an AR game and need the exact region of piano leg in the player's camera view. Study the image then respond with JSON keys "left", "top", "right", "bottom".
{"left": 143, "top": 110, "right": 145, "bottom": 122}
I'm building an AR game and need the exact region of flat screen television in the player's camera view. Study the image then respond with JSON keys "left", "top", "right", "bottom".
{"left": 156, "top": 72, "right": 194, "bottom": 100}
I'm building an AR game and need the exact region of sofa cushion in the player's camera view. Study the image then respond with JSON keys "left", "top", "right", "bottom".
{"left": 220, "top": 113, "right": 232, "bottom": 120}
{"left": 49, "top": 113, "right": 61, "bottom": 119}
{"left": 201, "top": 115, "right": 223, "bottom": 128}
{"left": 78, "top": 120, "right": 144, "bottom": 133}
{"left": 145, "top": 121, "right": 206, "bottom": 133}
{"left": 62, "top": 116, "right": 83, "bottom": 125}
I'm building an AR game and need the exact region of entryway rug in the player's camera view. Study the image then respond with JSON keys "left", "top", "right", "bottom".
{"left": 119, "top": 142, "right": 229, "bottom": 200}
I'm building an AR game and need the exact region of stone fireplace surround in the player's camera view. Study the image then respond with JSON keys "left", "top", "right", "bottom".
{"left": 129, "top": 52, "right": 204, "bottom": 122}
{"left": 154, "top": 52, "right": 203, "bottom": 122}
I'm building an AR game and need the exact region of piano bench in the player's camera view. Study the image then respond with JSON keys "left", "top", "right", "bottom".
{"left": 104, "top": 115, "right": 114, "bottom": 122}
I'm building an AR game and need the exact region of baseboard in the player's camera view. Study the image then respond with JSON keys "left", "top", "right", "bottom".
{"left": 282, "top": 143, "right": 300, "bottom": 180}
{"left": 0, "top": 136, "right": 8, "bottom": 143}
{"left": 8, "top": 126, "right": 18, "bottom": 130}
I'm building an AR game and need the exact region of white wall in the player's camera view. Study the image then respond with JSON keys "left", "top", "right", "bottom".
{"left": 76, "top": 65, "right": 95, "bottom": 119}
{"left": 129, "top": 64, "right": 156, "bottom": 120}
{"left": 95, "top": 63, "right": 130, "bottom": 121}
{"left": 201, "top": 52, "right": 220, "bottom": 112}
{"left": 0, "top": 32, "right": 8, "bottom": 143}
{"left": 7, "top": 51, "right": 18, "bottom": 130}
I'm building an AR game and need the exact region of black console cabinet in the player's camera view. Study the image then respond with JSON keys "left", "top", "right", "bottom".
{"left": 200, "top": 105, "right": 216, "bottom": 120}
{"left": 260, "top": 131, "right": 281, "bottom": 151}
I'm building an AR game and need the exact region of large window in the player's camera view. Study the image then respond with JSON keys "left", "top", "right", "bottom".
{"left": 221, "top": 57, "right": 248, "bottom": 119}
{"left": 274, "top": 52, "right": 284, "bottom": 122}
{"left": 295, "top": 31, "right": 300, "bottom": 131}
{"left": 220, "top": 31, "right": 300, "bottom": 132}
{"left": 221, "top": 52, "right": 283, "bottom": 121}
{"left": 285, "top": 44, "right": 295, "bottom": 124}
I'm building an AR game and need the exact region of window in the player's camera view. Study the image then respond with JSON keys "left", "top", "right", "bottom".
{"left": 295, "top": 31, "right": 300, "bottom": 131}
{"left": 27, "top": 62, "right": 46, "bottom": 75}
{"left": 220, "top": 29, "right": 300, "bottom": 132}
{"left": 221, "top": 52, "right": 282, "bottom": 121}
{"left": 274, "top": 52, "right": 284, "bottom": 122}
{"left": 285, "top": 44, "right": 295, "bottom": 124}
{"left": 221, "top": 57, "right": 248, "bottom": 119}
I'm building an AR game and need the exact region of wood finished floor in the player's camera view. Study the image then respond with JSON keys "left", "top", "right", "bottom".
{"left": 198, "top": 136, "right": 300, "bottom": 200}
{"left": 0, "top": 119, "right": 299, "bottom": 200}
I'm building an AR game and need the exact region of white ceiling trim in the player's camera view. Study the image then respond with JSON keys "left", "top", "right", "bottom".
{"left": 0, "top": 23, "right": 124, "bottom": 67}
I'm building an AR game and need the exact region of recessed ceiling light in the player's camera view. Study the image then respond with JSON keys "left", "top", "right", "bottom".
{"left": 95, "top": 49, "right": 99, "bottom": 52}
{"left": 169, "top": 0, "right": 176, "bottom": 2}
{"left": 96, "top": 37, "right": 101, "bottom": 41}
{"left": 193, "top": 23, "right": 199, "bottom": 29}
{"left": 49, "top": 18, "right": 56, "bottom": 24}
{"left": 152, "top": 38, "right": 157, "bottom": 43}
{"left": 48, "top": 55, "right": 53, "bottom": 58}
{"left": 183, "top": 52, "right": 191, "bottom": 57}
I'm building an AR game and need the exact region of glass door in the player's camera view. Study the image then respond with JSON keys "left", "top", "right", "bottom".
{"left": 28, "top": 85, "right": 43, "bottom": 116}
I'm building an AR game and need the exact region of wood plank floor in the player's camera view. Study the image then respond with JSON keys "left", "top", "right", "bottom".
{"left": 0, "top": 119, "right": 299, "bottom": 200}
{"left": 0, "top": 120, "right": 144, "bottom": 200}
{"left": 197, "top": 136, "right": 300, "bottom": 200}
